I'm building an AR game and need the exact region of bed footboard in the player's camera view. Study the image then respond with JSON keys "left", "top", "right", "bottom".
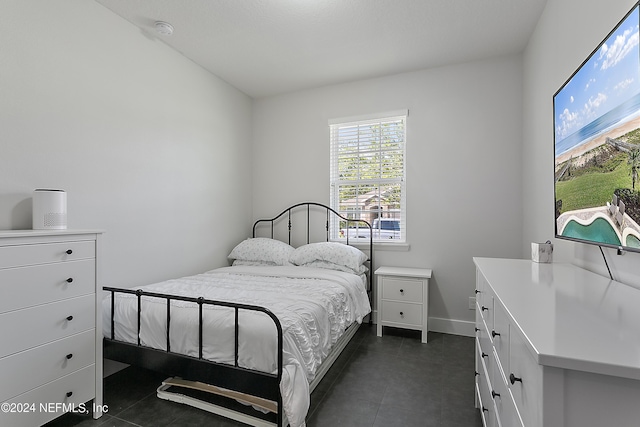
{"left": 103, "top": 287, "right": 284, "bottom": 426}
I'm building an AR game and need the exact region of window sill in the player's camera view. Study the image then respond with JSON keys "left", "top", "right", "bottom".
{"left": 338, "top": 240, "right": 410, "bottom": 252}
{"left": 373, "top": 242, "right": 410, "bottom": 251}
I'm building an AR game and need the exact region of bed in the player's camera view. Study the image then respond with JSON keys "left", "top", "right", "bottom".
{"left": 102, "top": 202, "right": 373, "bottom": 427}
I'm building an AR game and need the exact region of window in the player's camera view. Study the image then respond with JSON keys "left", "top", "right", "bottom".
{"left": 329, "top": 110, "right": 407, "bottom": 242}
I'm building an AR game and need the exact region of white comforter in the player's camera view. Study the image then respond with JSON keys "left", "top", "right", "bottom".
{"left": 102, "top": 265, "right": 371, "bottom": 427}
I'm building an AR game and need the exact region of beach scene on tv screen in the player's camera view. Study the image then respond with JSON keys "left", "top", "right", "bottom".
{"left": 554, "top": 5, "right": 640, "bottom": 249}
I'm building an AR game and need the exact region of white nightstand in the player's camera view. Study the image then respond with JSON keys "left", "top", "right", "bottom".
{"left": 375, "top": 266, "right": 432, "bottom": 343}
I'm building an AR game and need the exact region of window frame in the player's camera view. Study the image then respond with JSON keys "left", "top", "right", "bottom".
{"left": 329, "top": 110, "right": 407, "bottom": 243}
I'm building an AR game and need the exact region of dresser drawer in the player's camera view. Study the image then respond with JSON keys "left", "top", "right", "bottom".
{"left": 0, "top": 330, "right": 95, "bottom": 402}
{"left": 475, "top": 270, "right": 489, "bottom": 312}
{"left": 492, "top": 300, "right": 510, "bottom": 377}
{"left": 476, "top": 336, "right": 494, "bottom": 392}
{"left": 475, "top": 382, "right": 487, "bottom": 426}
{"left": 0, "top": 294, "right": 95, "bottom": 358}
{"left": 479, "top": 293, "right": 494, "bottom": 331}
{"left": 0, "top": 364, "right": 95, "bottom": 427}
{"left": 380, "top": 277, "right": 423, "bottom": 302}
{"left": 0, "top": 259, "right": 95, "bottom": 313}
{"left": 509, "top": 328, "right": 541, "bottom": 427}
{"left": 0, "top": 240, "right": 95, "bottom": 270}
{"left": 491, "top": 353, "right": 523, "bottom": 427}
{"left": 476, "top": 340, "right": 495, "bottom": 427}
{"left": 476, "top": 304, "right": 492, "bottom": 360}
{"left": 380, "top": 300, "right": 422, "bottom": 326}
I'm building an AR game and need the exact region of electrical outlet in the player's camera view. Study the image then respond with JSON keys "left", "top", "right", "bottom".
{"left": 469, "top": 297, "right": 476, "bottom": 310}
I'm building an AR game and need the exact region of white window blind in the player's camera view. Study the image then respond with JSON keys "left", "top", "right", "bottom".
{"left": 329, "top": 111, "right": 407, "bottom": 242}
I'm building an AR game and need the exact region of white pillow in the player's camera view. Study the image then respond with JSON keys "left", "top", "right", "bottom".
{"left": 299, "top": 260, "right": 368, "bottom": 275}
{"left": 290, "top": 242, "right": 368, "bottom": 273}
{"left": 228, "top": 238, "right": 294, "bottom": 266}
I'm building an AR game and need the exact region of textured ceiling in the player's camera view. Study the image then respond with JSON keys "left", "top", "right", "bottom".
{"left": 94, "top": 0, "right": 548, "bottom": 98}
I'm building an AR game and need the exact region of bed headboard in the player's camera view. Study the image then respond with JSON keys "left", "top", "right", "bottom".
{"left": 252, "top": 202, "right": 374, "bottom": 297}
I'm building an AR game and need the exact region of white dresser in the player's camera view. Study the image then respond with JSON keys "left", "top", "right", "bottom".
{"left": 474, "top": 257, "right": 640, "bottom": 427}
{"left": 375, "top": 266, "right": 431, "bottom": 343}
{"left": 0, "top": 230, "right": 103, "bottom": 426}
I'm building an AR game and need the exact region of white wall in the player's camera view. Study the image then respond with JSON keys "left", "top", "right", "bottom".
{"left": 523, "top": 0, "right": 640, "bottom": 287}
{"left": 252, "top": 55, "right": 524, "bottom": 334}
{"left": 0, "top": 0, "right": 253, "bottom": 287}
{"left": 6, "top": 0, "right": 597, "bottom": 336}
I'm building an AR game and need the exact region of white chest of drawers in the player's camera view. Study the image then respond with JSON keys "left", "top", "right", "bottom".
{"left": 375, "top": 266, "right": 431, "bottom": 343}
{"left": 474, "top": 257, "right": 640, "bottom": 427}
{"left": 0, "top": 230, "right": 103, "bottom": 426}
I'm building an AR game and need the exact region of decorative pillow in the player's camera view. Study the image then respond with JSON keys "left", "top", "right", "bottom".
{"left": 299, "top": 260, "right": 368, "bottom": 275}
{"left": 289, "top": 242, "right": 368, "bottom": 273}
{"left": 228, "top": 238, "right": 294, "bottom": 266}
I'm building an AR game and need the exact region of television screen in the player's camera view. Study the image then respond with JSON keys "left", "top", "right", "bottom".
{"left": 554, "top": 2, "right": 640, "bottom": 252}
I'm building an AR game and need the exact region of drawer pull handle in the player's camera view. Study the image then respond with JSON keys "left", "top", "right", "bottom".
{"left": 491, "top": 330, "right": 500, "bottom": 338}
{"left": 481, "top": 352, "right": 488, "bottom": 359}
{"left": 66, "top": 249, "right": 73, "bottom": 255}
{"left": 66, "top": 353, "right": 73, "bottom": 359}
{"left": 475, "top": 371, "right": 479, "bottom": 377}
{"left": 482, "top": 406, "right": 488, "bottom": 413}
{"left": 66, "top": 278, "right": 74, "bottom": 283}
{"left": 491, "top": 390, "right": 500, "bottom": 399}
{"left": 66, "top": 391, "right": 73, "bottom": 398}
{"left": 474, "top": 327, "right": 480, "bottom": 333}
{"left": 399, "top": 289, "right": 404, "bottom": 294}
{"left": 475, "top": 289, "right": 480, "bottom": 294}
{"left": 66, "top": 315, "right": 73, "bottom": 321}
{"left": 399, "top": 311, "right": 404, "bottom": 317}
{"left": 481, "top": 306, "right": 488, "bottom": 311}
{"left": 509, "top": 373, "right": 522, "bottom": 385}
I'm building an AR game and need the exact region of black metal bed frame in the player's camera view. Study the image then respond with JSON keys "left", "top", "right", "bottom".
{"left": 252, "top": 201, "right": 374, "bottom": 300}
{"left": 103, "top": 202, "right": 373, "bottom": 426}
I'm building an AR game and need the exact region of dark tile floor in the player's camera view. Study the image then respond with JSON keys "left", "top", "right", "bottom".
{"left": 45, "top": 325, "right": 482, "bottom": 427}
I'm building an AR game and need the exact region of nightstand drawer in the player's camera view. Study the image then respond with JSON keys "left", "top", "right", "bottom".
{"left": 381, "top": 277, "right": 423, "bottom": 302}
{"left": 380, "top": 300, "right": 422, "bottom": 326}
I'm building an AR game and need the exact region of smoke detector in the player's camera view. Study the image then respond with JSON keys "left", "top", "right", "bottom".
{"left": 154, "top": 21, "right": 174, "bottom": 36}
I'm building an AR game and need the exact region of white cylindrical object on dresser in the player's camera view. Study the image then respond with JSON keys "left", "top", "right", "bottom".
{"left": 32, "top": 189, "right": 67, "bottom": 229}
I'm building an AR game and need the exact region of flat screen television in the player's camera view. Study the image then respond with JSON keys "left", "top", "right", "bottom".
{"left": 554, "top": 1, "right": 640, "bottom": 253}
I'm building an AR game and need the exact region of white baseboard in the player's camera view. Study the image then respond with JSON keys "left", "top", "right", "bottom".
{"left": 428, "top": 316, "right": 476, "bottom": 337}
{"left": 371, "top": 310, "right": 476, "bottom": 338}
